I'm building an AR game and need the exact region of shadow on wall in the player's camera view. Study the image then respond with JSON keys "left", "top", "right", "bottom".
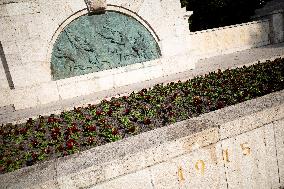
{"left": 0, "top": 42, "right": 14, "bottom": 90}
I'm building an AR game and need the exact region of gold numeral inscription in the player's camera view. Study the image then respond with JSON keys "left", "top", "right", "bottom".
{"left": 195, "top": 160, "right": 205, "bottom": 175}
{"left": 223, "top": 149, "right": 230, "bottom": 163}
{"left": 177, "top": 166, "right": 185, "bottom": 182}
{"left": 240, "top": 142, "right": 251, "bottom": 156}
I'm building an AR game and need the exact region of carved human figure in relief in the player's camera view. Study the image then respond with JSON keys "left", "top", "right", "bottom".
{"left": 97, "top": 23, "right": 150, "bottom": 64}
{"left": 54, "top": 29, "right": 102, "bottom": 74}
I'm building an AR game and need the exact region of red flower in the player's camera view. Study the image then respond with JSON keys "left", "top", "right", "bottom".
{"left": 66, "top": 139, "right": 77, "bottom": 150}
{"left": 143, "top": 118, "right": 151, "bottom": 125}
{"left": 169, "top": 111, "right": 175, "bottom": 117}
{"left": 145, "top": 95, "right": 151, "bottom": 101}
{"left": 112, "top": 128, "right": 119, "bottom": 135}
{"left": 107, "top": 109, "right": 113, "bottom": 116}
{"left": 44, "top": 147, "right": 51, "bottom": 154}
{"left": 217, "top": 100, "right": 225, "bottom": 109}
{"left": 123, "top": 108, "right": 130, "bottom": 115}
{"left": 62, "top": 151, "right": 68, "bottom": 156}
{"left": 31, "top": 139, "right": 39, "bottom": 148}
{"left": 6, "top": 159, "right": 12, "bottom": 165}
{"left": 0, "top": 166, "right": 5, "bottom": 174}
{"left": 57, "top": 145, "right": 64, "bottom": 152}
{"left": 39, "top": 115, "right": 44, "bottom": 123}
{"left": 20, "top": 128, "right": 28, "bottom": 135}
{"left": 32, "top": 152, "right": 38, "bottom": 160}
{"left": 69, "top": 123, "right": 80, "bottom": 133}
{"left": 51, "top": 127, "right": 61, "bottom": 140}
{"left": 74, "top": 107, "right": 82, "bottom": 113}
{"left": 193, "top": 96, "right": 202, "bottom": 105}
{"left": 87, "top": 137, "right": 95, "bottom": 145}
{"left": 114, "top": 102, "right": 121, "bottom": 108}
{"left": 141, "top": 88, "right": 147, "bottom": 93}
{"left": 85, "top": 115, "right": 92, "bottom": 121}
{"left": 48, "top": 117, "right": 55, "bottom": 123}
{"left": 128, "top": 126, "right": 136, "bottom": 133}
{"left": 96, "top": 110, "right": 103, "bottom": 116}
{"left": 88, "top": 125, "right": 96, "bottom": 132}
{"left": 27, "top": 118, "right": 33, "bottom": 125}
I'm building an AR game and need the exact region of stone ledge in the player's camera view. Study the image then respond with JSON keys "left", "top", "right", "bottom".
{"left": 0, "top": 89, "right": 283, "bottom": 189}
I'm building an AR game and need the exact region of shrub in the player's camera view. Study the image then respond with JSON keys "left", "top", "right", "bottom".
{"left": 181, "top": 0, "right": 272, "bottom": 31}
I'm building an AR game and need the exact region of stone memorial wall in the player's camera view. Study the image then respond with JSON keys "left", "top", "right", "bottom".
{"left": 0, "top": 0, "right": 192, "bottom": 110}
{"left": 0, "top": 0, "right": 283, "bottom": 111}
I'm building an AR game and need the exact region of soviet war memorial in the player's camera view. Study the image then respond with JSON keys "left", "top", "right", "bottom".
{"left": 0, "top": 0, "right": 284, "bottom": 188}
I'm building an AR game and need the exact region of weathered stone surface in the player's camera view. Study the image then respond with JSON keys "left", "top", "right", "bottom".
{"left": 220, "top": 125, "right": 281, "bottom": 189}
{"left": 189, "top": 20, "right": 270, "bottom": 59}
{"left": 116, "top": 143, "right": 227, "bottom": 189}
{"left": 51, "top": 11, "right": 160, "bottom": 80}
{"left": 263, "top": 123, "right": 282, "bottom": 189}
{"left": 0, "top": 160, "right": 58, "bottom": 189}
{"left": 90, "top": 169, "right": 153, "bottom": 189}
{"left": 274, "top": 119, "right": 284, "bottom": 187}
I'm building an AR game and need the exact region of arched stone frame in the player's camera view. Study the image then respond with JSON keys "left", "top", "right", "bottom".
{"left": 46, "top": 5, "right": 162, "bottom": 80}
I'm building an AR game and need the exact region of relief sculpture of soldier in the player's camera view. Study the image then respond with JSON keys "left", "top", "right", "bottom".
{"left": 53, "top": 29, "right": 102, "bottom": 77}
{"left": 97, "top": 24, "right": 151, "bottom": 66}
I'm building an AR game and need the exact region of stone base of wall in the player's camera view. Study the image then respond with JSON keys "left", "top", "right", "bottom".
{"left": 0, "top": 54, "right": 196, "bottom": 110}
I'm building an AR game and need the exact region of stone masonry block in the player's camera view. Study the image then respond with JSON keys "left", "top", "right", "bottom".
{"left": 91, "top": 169, "right": 153, "bottom": 189}
{"left": 220, "top": 126, "right": 280, "bottom": 189}
{"left": 263, "top": 123, "right": 282, "bottom": 188}
{"left": 10, "top": 61, "right": 51, "bottom": 88}
{"left": 66, "top": 0, "right": 86, "bottom": 12}
{"left": 0, "top": 160, "right": 57, "bottom": 189}
{"left": 220, "top": 104, "right": 284, "bottom": 140}
{"left": 4, "top": 54, "right": 23, "bottom": 69}
{"left": 274, "top": 119, "right": 284, "bottom": 187}
{"left": 0, "top": 89, "right": 11, "bottom": 107}
{"left": 172, "top": 144, "right": 226, "bottom": 189}
{"left": 149, "top": 143, "right": 226, "bottom": 189}
{"left": 38, "top": 0, "right": 73, "bottom": 27}
{"left": 5, "top": 1, "right": 40, "bottom": 16}
{"left": 0, "top": 17, "right": 30, "bottom": 42}
{"left": 13, "top": 87, "right": 39, "bottom": 110}
{"left": 107, "top": 0, "right": 144, "bottom": 13}
{"left": 150, "top": 161, "right": 180, "bottom": 189}
{"left": 36, "top": 82, "right": 60, "bottom": 105}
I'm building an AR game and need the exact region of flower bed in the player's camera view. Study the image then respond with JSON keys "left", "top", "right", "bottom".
{"left": 0, "top": 58, "right": 283, "bottom": 174}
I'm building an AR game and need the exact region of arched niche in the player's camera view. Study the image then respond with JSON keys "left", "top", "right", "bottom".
{"left": 50, "top": 10, "right": 161, "bottom": 80}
